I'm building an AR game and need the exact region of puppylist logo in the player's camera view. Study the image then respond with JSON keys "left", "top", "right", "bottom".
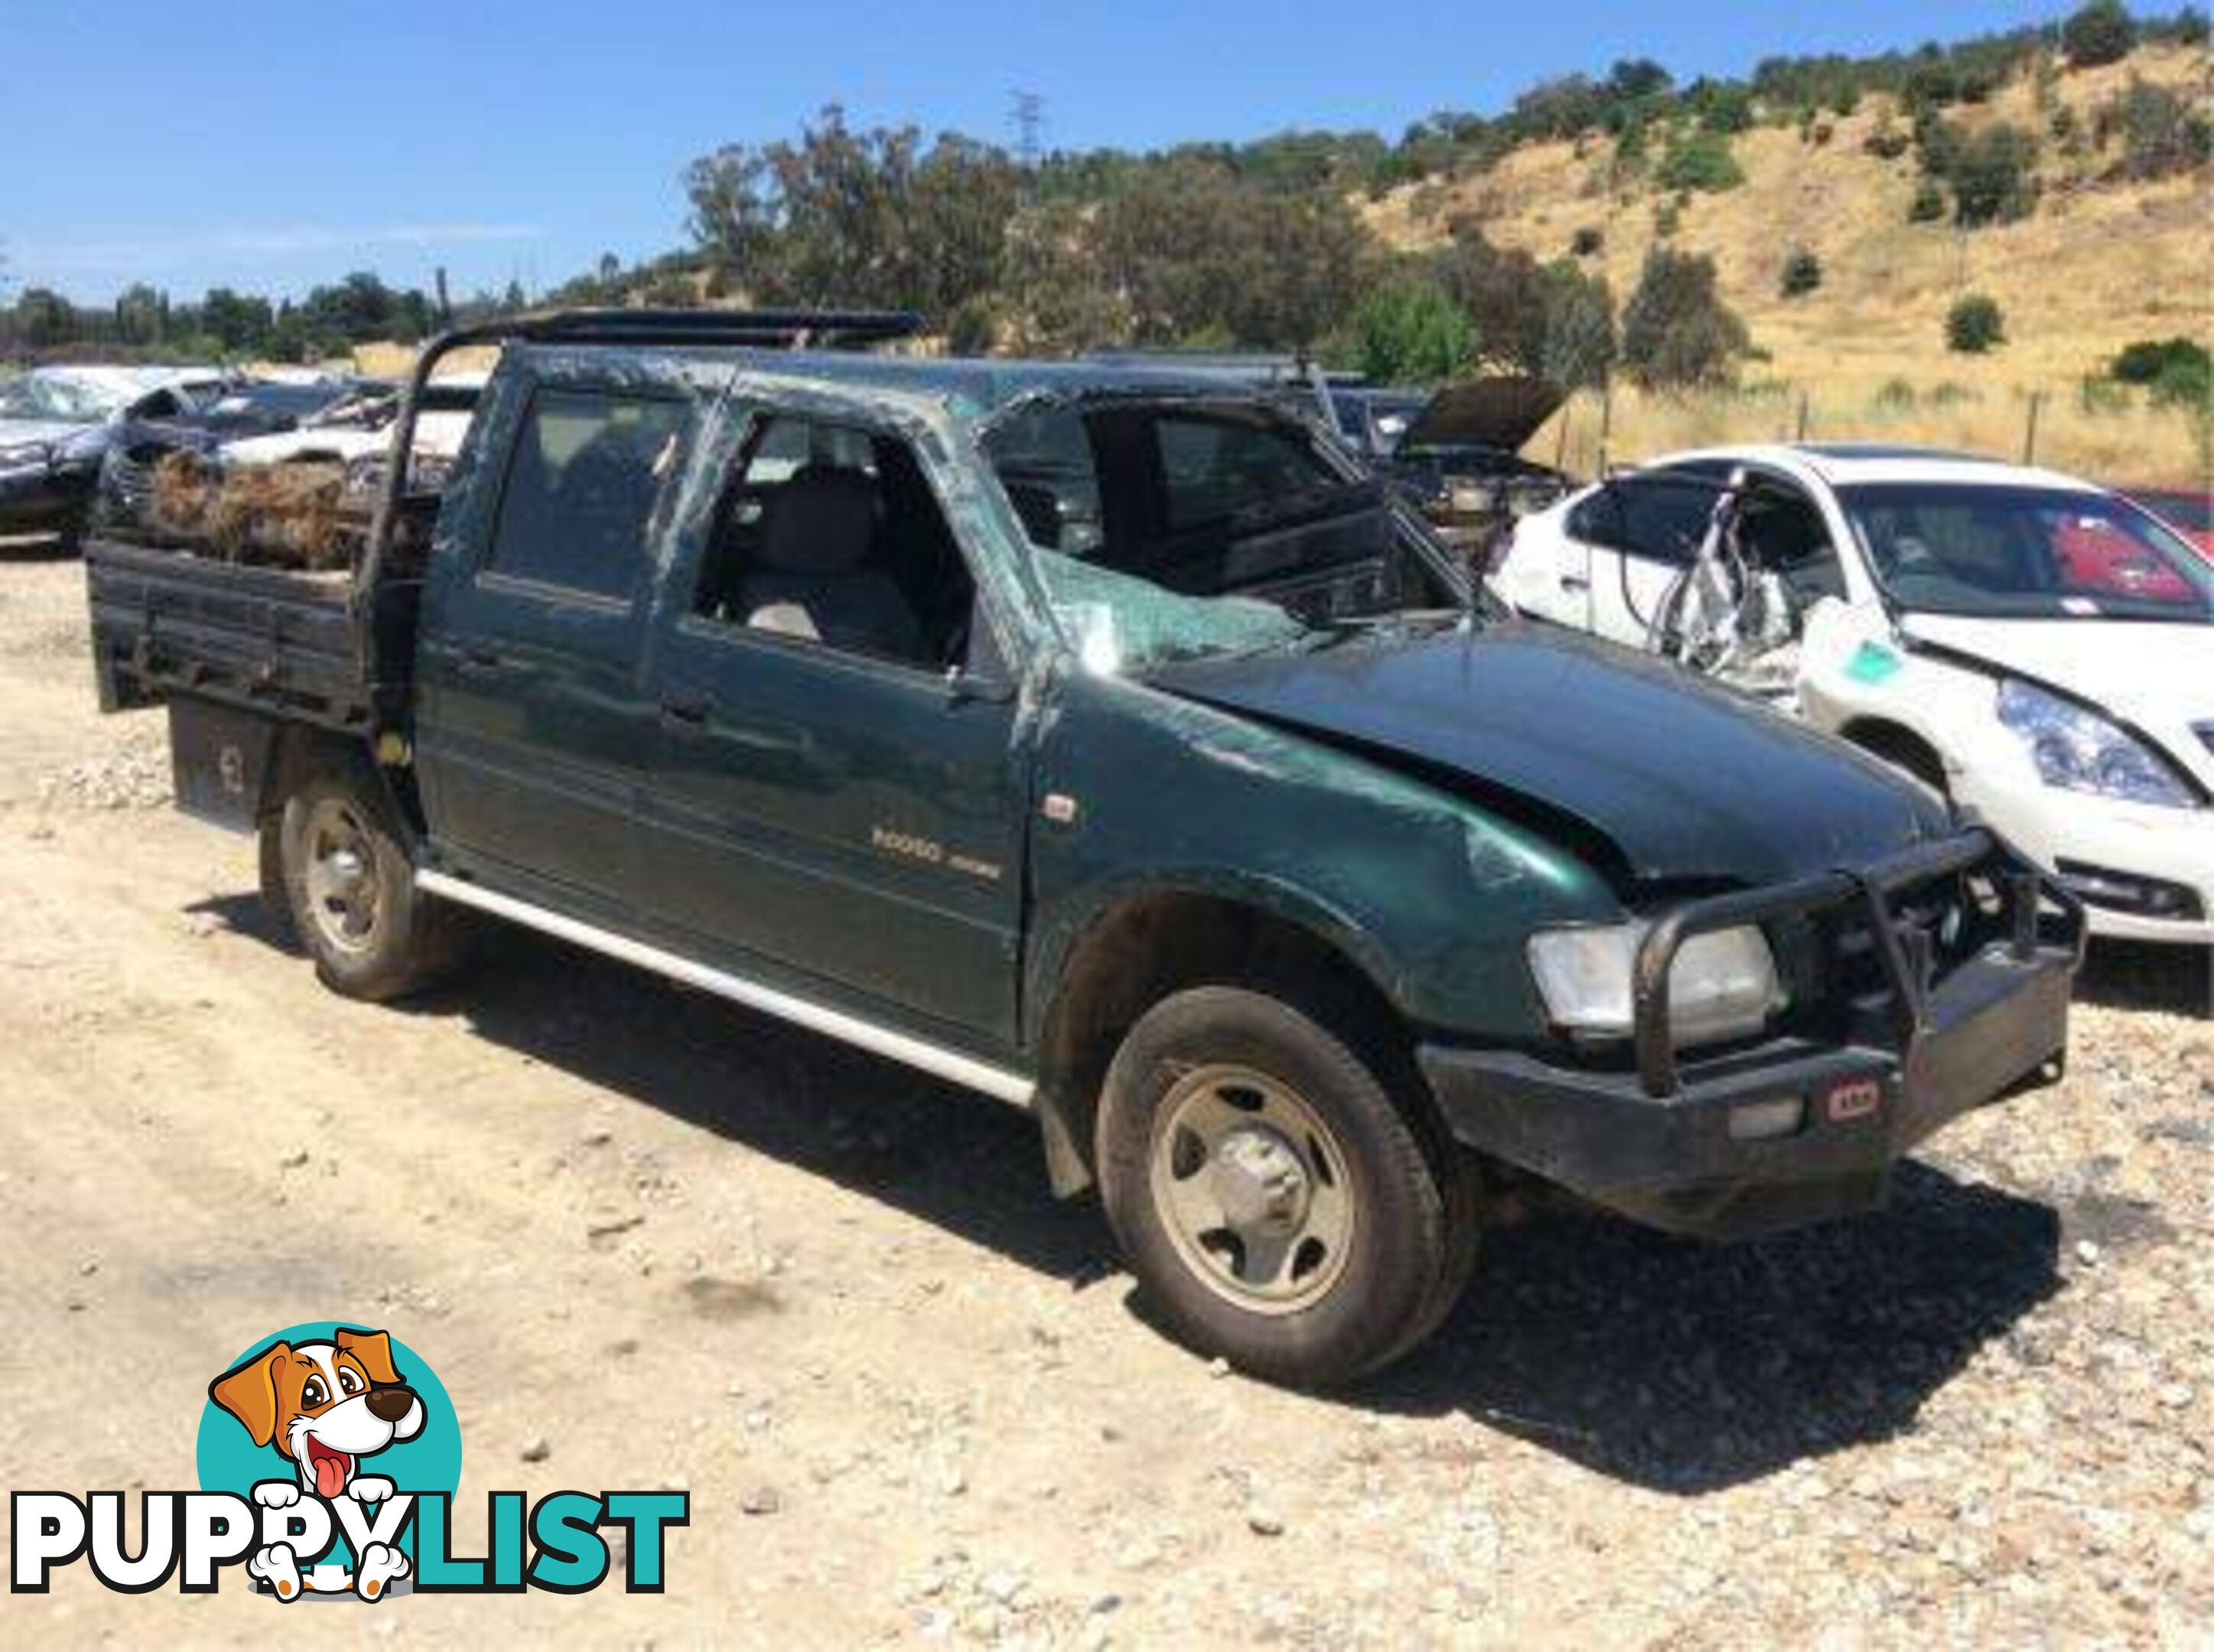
{"left": 11, "top": 1322, "right": 686, "bottom": 1602}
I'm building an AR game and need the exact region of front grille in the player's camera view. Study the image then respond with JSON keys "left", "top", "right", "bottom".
{"left": 1771, "top": 862, "right": 2011, "bottom": 1048}
{"left": 1627, "top": 828, "right": 2078, "bottom": 1096}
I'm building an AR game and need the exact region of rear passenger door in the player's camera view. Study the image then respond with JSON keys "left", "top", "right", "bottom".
{"left": 1576, "top": 467, "right": 1729, "bottom": 647}
{"left": 415, "top": 374, "right": 692, "bottom": 909}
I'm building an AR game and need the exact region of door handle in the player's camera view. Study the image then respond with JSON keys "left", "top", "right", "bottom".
{"left": 660, "top": 694, "right": 713, "bottom": 730}
{"left": 1559, "top": 572, "right": 1591, "bottom": 592}
{"left": 457, "top": 644, "right": 509, "bottom": 678}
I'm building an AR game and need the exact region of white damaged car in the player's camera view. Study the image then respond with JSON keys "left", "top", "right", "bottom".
{"left": 1491, "top": 444, "right": 2214, "bottom": 945}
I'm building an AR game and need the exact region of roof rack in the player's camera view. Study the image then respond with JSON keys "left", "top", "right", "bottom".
{"left": 359, "top": 307, "right": 919, "bottom": 601}
{"left": 492, "top": 307, "right": 924, "bottom": 350}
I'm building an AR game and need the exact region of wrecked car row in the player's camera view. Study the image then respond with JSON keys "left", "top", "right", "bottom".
{"left": 93, "top": 374, "right": 486, "bottom": 571}
{"left": 1490, "top": 445, "right": 2214, "bottom": 947}
{"left": 84, "top": 310, "right": 2084, "bottom": 1387}
{"left": 1, "top": 364, "right": 233, "bottom": 546}
{"left": 0, "top": 359, "right": 489, "bottom": 564}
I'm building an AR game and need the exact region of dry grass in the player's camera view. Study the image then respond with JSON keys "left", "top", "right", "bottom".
{"left": 1536, "top": 379, "right": 2209, "bottom": 484}
{"left": 1367, "top": 44, "right": 2214, "bottom": 483}
{"left": 348, "top": 341, "right": 500, "bottom": 381}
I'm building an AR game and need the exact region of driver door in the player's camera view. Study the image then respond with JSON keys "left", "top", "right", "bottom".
{"left": 636, "top": 398, "right": 1031, "bottom": 1046}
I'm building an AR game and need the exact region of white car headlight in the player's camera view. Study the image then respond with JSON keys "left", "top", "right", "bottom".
{"left": 1527, "top": 922, "right": 1783, "bottom": 1049}
{"left": 1996, "top": 679, "right": 2193, "bottom": 809}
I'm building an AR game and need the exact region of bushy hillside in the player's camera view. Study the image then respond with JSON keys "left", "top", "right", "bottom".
{"left": 1365, "top": 43, "right": 2212, "bottom": 478}
{"left": 1368, "top": 44, "right": 2209, "bottom": 385}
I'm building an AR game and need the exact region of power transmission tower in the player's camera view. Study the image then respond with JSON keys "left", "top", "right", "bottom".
{"left": 1011, "top": 90, "right": 1045, "bottom": 172}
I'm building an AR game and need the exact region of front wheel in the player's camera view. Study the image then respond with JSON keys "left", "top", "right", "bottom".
{"left": 278, "top": 769, "right": 467, "bottom": 1000}
{"left": 1096, "top": 987, "right": 1477, "bottom": 1388}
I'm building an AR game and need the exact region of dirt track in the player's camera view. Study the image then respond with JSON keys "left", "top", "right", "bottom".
{"left": 1, "top": 547, "right": 2208, "bottom": 1649}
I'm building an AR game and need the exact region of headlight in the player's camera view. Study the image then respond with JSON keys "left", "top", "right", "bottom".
{"left": 0, "top": 441, "right": 50, "bottom": 471}
{"left": 1527, "top": 922, "right": 1783, "bottom": 1049}
{"left": 1996, "top": 679, "right": 2193, "bottom": 809}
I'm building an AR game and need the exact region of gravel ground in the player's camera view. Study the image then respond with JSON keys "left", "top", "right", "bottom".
{"left": 0, "top": 548, "right": 2207, "bottom": 1648}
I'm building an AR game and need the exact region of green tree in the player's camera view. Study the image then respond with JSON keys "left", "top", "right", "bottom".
{"left": 1535, "top": 259, "right": 1617, "bottom": 388}
{"left": 2098, "top": 76, "right": 2214, "bottom": 179}
{"left": 2108, "top": 337, "right": 2214, "bottom": 385}
{"left": 2062, "top": 0, "right": 2137, "bottom": 67}
{"left": 1621, "top": 247, "right": 1750, "bottom": 388}
{"left": 1001, "top": 199, "right": 1123, "bottom": 350}
{"left": 1351, "top": 278, "right": 1472, "bottom": 384}
{"left": 905, "top": 133, "right": 1024, "bottom": 320}
{"left": 685, "top": 108, "right": 1027, "bottom": 330}
{"left": 13, "top": 288, "right": 75, "bottom": 348}
{"left": 1216, "top": 191, "right": 1371, "bottom": 350}
{"left": 200, "top": 288, "right": 273, "bottom": 353}
{"left": 1089, "top": 157, "right": 1371, "bottom": 350}
{"left": 1654, "top": 128, "right": 1745, "bottom": 192}
{"left": 1921, "top": 118, "right": 2040, "bottom": 226}
{"left": 113, "top": 283, "right": 166, "bottom": 346}
{"left": 1945, "top": 292, "right": 2006, "bottom": 353}
{"left": 1438, "top": 229, "right": 1550, "bottom": 372}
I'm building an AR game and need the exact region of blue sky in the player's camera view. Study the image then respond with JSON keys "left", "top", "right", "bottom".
{"left": 5, "top": 1, "right": 2071, "bottom": 304}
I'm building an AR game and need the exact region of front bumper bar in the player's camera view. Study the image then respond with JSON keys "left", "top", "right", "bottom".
{"left": 1421, "top": 828, "right": 2085, "bottom": 1240}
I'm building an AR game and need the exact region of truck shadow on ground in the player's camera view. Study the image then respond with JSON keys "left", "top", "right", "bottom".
{"left": 1361, "top": 1171, "right": 2060, "bottom": 1492}
{"left": 2073, "top": 938, "right": 2210, "bottom": 1017}
{"left": 194, "top": 892, "right": 2064, "bottom": 1495}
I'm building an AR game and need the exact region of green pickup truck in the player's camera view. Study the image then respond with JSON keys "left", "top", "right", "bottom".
{"left": 88, "top": 310, "right": 2083, "bottom": 1386}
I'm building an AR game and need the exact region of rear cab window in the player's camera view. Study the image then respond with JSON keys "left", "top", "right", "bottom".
{"left": 1154, "top": 414, "right": 1347, "bottom": 533}
{"left": 484, "top": 387, "right": 690, "bottom": 602}
{"left": 983, "top": 395, "right": 1459, "bottom": 672}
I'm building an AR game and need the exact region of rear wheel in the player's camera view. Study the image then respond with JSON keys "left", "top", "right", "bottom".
{"left": 1096, "top": 987, "right": 1477, "bottom": 1388}
{"left": 278, "top": 769, "right": 467, "bottom": 1000}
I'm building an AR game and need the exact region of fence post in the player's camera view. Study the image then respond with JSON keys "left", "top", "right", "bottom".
{"left": 1555, "top": 396, "right": 1573, "bottom": 472}
{"left": 2022, "top": 391, "right": 2043, "bottom": 465}
{"left": 1596, "top": 380, "right": 1614, "bottom": 475}
{"left": 1795, "top": 392, "right": 1809, "bottom": 441}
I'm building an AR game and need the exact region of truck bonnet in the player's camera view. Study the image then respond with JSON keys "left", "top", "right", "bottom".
{"left": 1148, "top": 621, "right": 1952, "bottom": 891}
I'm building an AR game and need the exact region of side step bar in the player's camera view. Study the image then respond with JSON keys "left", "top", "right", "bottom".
{"left": 415, "top": 870, "right": 1036, "bottom": 1106}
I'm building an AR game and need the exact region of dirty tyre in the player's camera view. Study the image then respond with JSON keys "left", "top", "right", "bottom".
{"left": 278, "top": 769, "right": 463, "bottom": 1001}
{"left": 1097, "top": 987, "right": 1471, "bottom": 1388}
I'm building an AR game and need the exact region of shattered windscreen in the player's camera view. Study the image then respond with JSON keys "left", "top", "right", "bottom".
{"left": 1032, "top": 548, "right": 1311, "bottom": 672}
{"left": 0, "top": 371, "right": 129, "bottom": 423}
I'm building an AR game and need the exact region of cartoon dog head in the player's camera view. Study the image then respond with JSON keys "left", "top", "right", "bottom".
{"left": 210, "top": 1328, "right": 424, "bottom": 1499}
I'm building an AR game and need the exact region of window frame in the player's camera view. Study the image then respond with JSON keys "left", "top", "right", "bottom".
{"left": 476, "top": 382, "right": 693, "bottom": 609}
{"left": 675, "top": 402, "right": 1012, "bottom": 689}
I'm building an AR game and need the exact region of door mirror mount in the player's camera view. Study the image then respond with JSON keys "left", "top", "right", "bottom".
{"left": 944, "top": 665, "right": 1014, "bottom": 707}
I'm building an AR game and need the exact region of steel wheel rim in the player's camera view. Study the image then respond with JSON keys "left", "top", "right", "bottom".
{"left": 300, "top": 798, "right": 382, "bottom": 955}
{"left": 1147, "top": 1062, "right": 1356, "bottom": 1315}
